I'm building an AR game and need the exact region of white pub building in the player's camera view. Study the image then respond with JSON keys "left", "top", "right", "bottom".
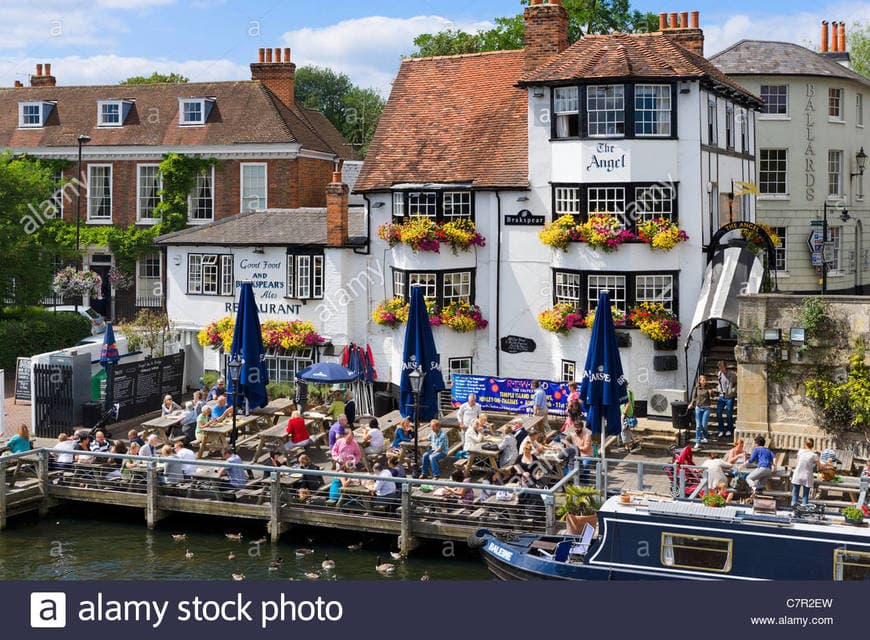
{"left": 159, "top": 2, "right": 763, "bottom": 410}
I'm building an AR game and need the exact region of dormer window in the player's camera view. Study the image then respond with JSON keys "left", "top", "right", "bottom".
{"left": 179, "top": 98, "right": 215, "bottom": 126}
{"left": 18, "top": 101, "right": 54, "bottom": 128}
{"left": 97, "top": 100, "right": 134, "bottom": 127}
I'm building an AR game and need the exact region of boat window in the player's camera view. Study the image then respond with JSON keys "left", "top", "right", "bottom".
{"left": 834, "top": 549, "right": 870, "bottom": 581}
{"left": 661, "top": 533, "right": 732, "bottom": 573}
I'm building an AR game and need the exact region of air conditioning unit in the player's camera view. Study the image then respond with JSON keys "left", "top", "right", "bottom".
{"left": 647, "top": 388, "right": 686, "bottom": 418}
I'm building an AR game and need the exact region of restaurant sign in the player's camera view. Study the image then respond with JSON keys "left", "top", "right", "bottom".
{"left": 583, "top": 142, "right": 629, "bottom": 179}
{"left": 451, "top": 375, "right": 569, "bottom": 416}
{"left": 505, "top": 210, "right": 545, "bottom": 226}
{"left": 223, "top": 255, "right": 301, "bottom": 316}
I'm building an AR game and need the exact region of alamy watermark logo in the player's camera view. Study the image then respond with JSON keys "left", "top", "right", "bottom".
{"left": 30, "top": 592, "right": 67, "bottom": 628}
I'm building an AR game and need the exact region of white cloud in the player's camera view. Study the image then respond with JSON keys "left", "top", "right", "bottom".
{"left": 281, "top": 15, "right": 493, "bottom": 94}
{"left": 704, "top": 2, "right": 870, "bottom": 56}
{"left": 0, "top": 54, "right": 248, "bottom": 86}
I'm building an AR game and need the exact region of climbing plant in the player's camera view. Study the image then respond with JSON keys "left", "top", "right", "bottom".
{"left": 152, "top": 153, "right": 217, "bottom": 233}
{"left": 805, "top": 339, "right": 870, "bottom": 435}
{"left": 798, "top": 297, "right": 832, "bottom": 340}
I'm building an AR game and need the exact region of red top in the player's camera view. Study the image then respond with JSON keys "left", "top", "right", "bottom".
{"left": 285, "top": 417, "right": 310, "bottom": 443}
{"left": 674, "top": 445, "right": 694, "bottom": 467}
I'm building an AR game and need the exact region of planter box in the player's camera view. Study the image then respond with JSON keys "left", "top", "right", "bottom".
{"left": 565, "top": 513, "right": 598, "bottom": 535}
{"left": 654, "top": 338, "right": 678, "bottom": 351}
{"left": 616, "top": 332, "right": 632, "bottom": 348}
{"left": 653, "top": 355, "right": 678, "bottom": 371}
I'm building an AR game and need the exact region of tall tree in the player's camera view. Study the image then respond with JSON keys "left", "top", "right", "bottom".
{"left": 848, "top": 21, "right": 870, "bottom": 78}
{"left": 0, "top": 153, "right": 66, "bottom": 307}
{"left": 120, "top": 72, "right": 189, "bottom": 85}
{"left": 411, "top": 0, "right": 658, "bottom": 58}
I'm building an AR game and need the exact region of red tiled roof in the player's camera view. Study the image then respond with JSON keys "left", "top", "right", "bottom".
{"left": 0, "top": 81, "right": 349, "bottom": 154}
{"left": 355, "top": 50, "right": 529, "bottom": 192}
{"left": 521, "top": 33, "right": 761, "bottom": 104}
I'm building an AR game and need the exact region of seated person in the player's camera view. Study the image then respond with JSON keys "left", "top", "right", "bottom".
{"left": 390, "top": 418, "right": 414, "bottom": 450}
{"left": 284, "top": 411, "right": 312, "bottom": 450}
{"left": 173, "top": 441, "right": 197, "bottom": 479}
{"left": 161, "top": 394, "right": 182, "bottom": 416}
{"left": 328, "top": 415, "right": 349, "bottom": 449}
{"left": 514, "top": 438, "right": 539, "bottom": 476}
{"left": 479, "top": 469, "right": 504, "bottom": 501}
{"left": 703, "top": 480, "right": 734, "bottom": 504}
{"left": 139, "top": 434, "right": 161, "bottom": 458}
{"left": 387, "top": 456, "right": 406, "bottom": 479}
{"left": 7, "top": 424, "right": 32, "bottom": 454}
{"left": 90, "top": 430, "right": 112, "bottom": 453}
{"left": 497, "top": 429, "right": 518, "bottom": 470}
{"left": 217, "top": 447, "right": 247, "bottom": 489}
{"left": 420, "top": 420, "right": 449, "bottom": 480}
{"left": 73, "top": 434, "right": 95, "bottom": 464}
{"left": 328, "top": 460, "right": 359, "bottom": 502}
{"left": 294, "top": 453, "right": 324, "bottom": 490}
{"left": 370, "top": 462, "right": 398, "bottom": 511}
{"left": 207, "top": 378, "right": 227, "bottom": 402}
{"left": 159, "top": 445, "right": 179, "bottom": 484}
{"left": 128, "top": 429, "right": 145, "bottom": 447}
{"left": 107, "top": 442, "right": 142, "bottom": 480}
{"left": 53, "top": 433, "right": 76, "bottom": 470}
{"left": 445, "top": 469, "right": 474, "bottom": 505}
{"left": 361, "top": 419, "right": 385, "bottom": 456}
{"left": 178, "top": 401, "right": 198, "bottom": 442}
{"left": 331, "top": 430, "right": 362, "bottom": 469}
{"left": 325, "top": 392, "right": 345, "bottom": 422}
{"left": 192, "top": 390, "right": 206, "bottom": 417}
{"left": 196, "top": 405, "right": 213, "bottom": 441}
{"left": 461, "top": 419, "right": 484, "bottom": 456}
{"left": 478, "top": 413, "right": 492, "bottom": 435}
{"left": 211, "top": 395, "right": 232, "bottom": 421}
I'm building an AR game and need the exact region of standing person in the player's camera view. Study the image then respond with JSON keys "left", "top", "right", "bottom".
{"left": 6, "top": 424, "right": 31, "bottom": 454}
{"left": 326, "top": 391, "right": 345, "bottom": 422}
{"left": 294, "top": 380, "right": 308, "bottom": 414}
{"left": 457, "top": 393, "right": 482, "bottom": 432}
{"left": 742, "top": 436, "right": 776, "bottom": 495}
{"left": 701, "top": 451, "right": 733, "bottom": 490}
{"left": 620, "top": 386, "right": 639, "bottom": 451}
{"left": 343, "top": 393, "right": 356, "bottom": 427}
{"left": 688, "top": 375, "right": 713, "bottom": 450}
{"left": 716, "top": 361, "right": 738, "bottom": 438}
{"left": 420, "top": 420, "right": 449, "bottom": 479}
{"left": 790, "top": 438, "right": 820, "bottom": 507}
{"left": 531, "top": 380, "right": 548, "bottom": 418}
{"left": 566, "top": 381, "right": 580, "bottom": 404}
{"left": 284, "top": 410, "right": 312, "bottom": 450}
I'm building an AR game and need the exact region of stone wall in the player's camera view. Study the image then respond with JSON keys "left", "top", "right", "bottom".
{"left": 734, "top": 293, "right": 870, "bottom": 458}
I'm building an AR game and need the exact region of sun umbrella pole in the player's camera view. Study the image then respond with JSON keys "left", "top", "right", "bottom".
{"left": 600, "top": 430, "right": 607, "bottom": 503}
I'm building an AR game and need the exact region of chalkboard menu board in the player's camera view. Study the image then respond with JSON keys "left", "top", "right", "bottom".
{"left": 14, "top": 357, "right": 31, "bottom": 403}
{"left": 500, "top": 335, "right": 537, "bottom": 354}
{"left": 109, "top": 352, "right": 185, "bottom": 420}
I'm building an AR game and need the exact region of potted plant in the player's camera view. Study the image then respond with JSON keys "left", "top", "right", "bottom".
{"left": 556, "top": 484, "right": 602, "bottom": 534}
{"left": 841, "top": 506, "right": 865, "bottom": 525}
{"left": 702, "top": 492, "right": 726, "bottom": 508}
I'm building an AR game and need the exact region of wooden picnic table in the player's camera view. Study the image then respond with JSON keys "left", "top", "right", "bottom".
{"left": 196, "top": 425, "right": 233, "bottom": 458}
{"left": 142, "top": 413, "right": 186, "bottom": 444}
{"left": 252, "top": 423, "right": 292, "bottom": 463}
{"left": 251, "top": 398, "right": 294, "bottom": 426}
{"left": 815, "top": 475, "right": 864, "bottom": 500}
{"left": 465, "top": 435, "right": 504, "bottom": 472}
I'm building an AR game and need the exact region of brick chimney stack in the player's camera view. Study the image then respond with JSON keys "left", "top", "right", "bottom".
{"left": 524, "top": 0, "right": 570, "bottom": 74}
{"left": 326, "top": 163, "right": 349, "bottom": 247}
{"left": 250, "top": 46, "right": 296, "bottom": 108}
{"left": 660, "top": 9, "right": 704, "bottom": 57}
{"left": 30, "top": 62, "right": 57, "bottom": 87}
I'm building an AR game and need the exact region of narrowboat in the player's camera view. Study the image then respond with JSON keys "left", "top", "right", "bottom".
{"left": 470, "top": 493, "right": 870, "bottom": 580}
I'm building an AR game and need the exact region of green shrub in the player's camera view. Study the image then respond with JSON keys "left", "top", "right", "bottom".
{"left": 0, "top": 309, "right": 91, "bottom": 370}
{"left": 201, "top": 370, "right": 219, "bottom": 389}
{"left": 266, "top": 382, "right": 294, "bottom": 400}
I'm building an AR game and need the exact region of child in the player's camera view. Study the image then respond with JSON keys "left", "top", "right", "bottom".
{"left": 620, "top": 387, "right": 639, "bottom": 452}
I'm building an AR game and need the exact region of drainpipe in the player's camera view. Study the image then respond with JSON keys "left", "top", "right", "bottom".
{"left": 356, "top": 194, "right": 373, "bottom": 255}
{"left": 495, "top": 191, "right": 502, "bottom": 377}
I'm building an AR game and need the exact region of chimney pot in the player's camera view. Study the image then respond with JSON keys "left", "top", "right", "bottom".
{"left": 258, "top": 48, "right": 265, "bottom": 63}
{"left": 669, "top": 12, "right": 678, "bottom": 29}
{"left": 831, "top": 22, "right": 838, "bottom": 51}
{"left": 283, "top": 47, "right": 291, "bottom": 63}
{"left": 272, "top": 47, "right": 280, "bottom": 63}
{"left": 265, "top": 48, "right": 273, "bottom": 63}
{"left": 839, "top": 22, "right": 846, "bottom": 52}
{"left": 44, "top": 63, "right": 51, "bottom": 76}
{"left": 550, "top": 0, "right": 562, "bottom": 5}
{"left": 680, "top": 11, "right": 689, "bottom": 28}
{"left": 332, "top": 171, "right": 343, "bottom": 183}
{"left": 659, "top": 12, "right": 668, "bottom": 30}
{"left": 35, "top": 63, "right": 43, "bottom": 76}
{"left": 821, "top": 21, "right": 829, "bottom": 52}
{"left": 690, "top": 11, "right": 699, "bottom": 29}
{"left": 14, "top": 80, "right": 22, "bottom": 87}
{"left": 530, "top": 0, "right": 542, "bottom": 5}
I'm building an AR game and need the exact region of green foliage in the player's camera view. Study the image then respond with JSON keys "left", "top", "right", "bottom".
{"left": 556, "top": 484, "right": 602, "bottom": 519}
{"left": 0, "top": 152, "right": 68, "bottom": 306}
{"left": 842, "top": 506, "right": 865, "bottom": 521}
{"left": 152, "top": 154, "right": 217, "bottom": 233}
{"left": 120, "top": 72, "right": 189, "bottom": 85}
{"left": 806, "top": 339, "right": 870, "bottom": 435}
{"left": 847, "top": 21, "right": 870, "bottom": 78}
{"left": 294, "top": 67, "right": 385, "bottom": 157}
{"left": 202, "top": 370, "right": 219, "bottom": 390}
{"left": 0, "top": 308, "right": 90, "bottom": 370}
{"left": 266, "top": 382, "right": 294, "bottom": 400}
{"left": 799, "top": 297, "right": 831, "bottom": 338}
{"left": 702, "top": 492, "right": 726, "bottom": 507}
{"left": 119, "top": 309, "right": 174, "bottom": 357}
{"left": 410, "top": 0, "right": 658, "bottom": 58}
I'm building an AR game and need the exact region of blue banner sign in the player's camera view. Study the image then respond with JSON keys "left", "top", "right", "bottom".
{"left": 450, "top": 375, "right": 570, "bottom": 416}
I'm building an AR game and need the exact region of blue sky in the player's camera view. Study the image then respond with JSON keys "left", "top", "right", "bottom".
{"left": 1, "top": 0, "right": 868, "bottom": 93}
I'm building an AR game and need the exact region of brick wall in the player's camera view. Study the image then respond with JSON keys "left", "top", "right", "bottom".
{"left": 294, "top": 157, "right": 334, "bottom": 207}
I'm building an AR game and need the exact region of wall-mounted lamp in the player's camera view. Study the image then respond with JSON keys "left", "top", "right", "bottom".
{"left": 172, "top": 254, "right": 182, "bottom": 266}
{"left": 789, "top": 327, "right": 806, "bottom": 346}
{"left": 679, "top": 81, "right": 691, "bottom": 94}
{"left": 371, "top": 202, "right": 385, "bottom": 209}
{"left": 850, "top": 147, "right": 867, "bottom": 177}
{"left": 763, "top": 328, "right": 781, "bottom": 346}
{"left": 517, "top": 196, "right": 530, "bottom": 202}
{"left": 532, "top": 88, "right": 545, "bottom": 98}
{"left": 252, "top": 247, "right": 265, "bottom": 255}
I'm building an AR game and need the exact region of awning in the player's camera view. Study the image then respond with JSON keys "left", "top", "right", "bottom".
{"left": 690, "top": 246, "right": 764, "bottom": 332}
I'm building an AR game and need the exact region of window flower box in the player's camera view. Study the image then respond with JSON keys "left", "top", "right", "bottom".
{"left": 636, "top": 218, "right": 689, "bottom": 251}
{"left": 629, "top": 302, "right": 681, "bottom": 344}
{"left": 197, "top": 317, "right": 324, "bottom": 352}
{"left": 372, "top": 298, "right": 409, "bottom": 328}
{"left": 538, "top": 303, "right": 585, "bottom": 335}
{"left": 377, "top": 217, "right": 484, "bottom": 254}
{"left": 372, "top": 298, "right": 487, "bottom": 332}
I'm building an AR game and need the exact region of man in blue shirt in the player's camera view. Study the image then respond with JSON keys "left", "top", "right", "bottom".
{"left": 742, "top": 436, "right": 776, "bottom": 494}
{"left": 420, "top": 419, "right": 449, "bottom": 479}
{"left": 207, "top": 378, "right": 227, "bottom": 402}
{"left": 218, "top": 448, "right": 247, "bottom": 489}
{"left": 328, "top": 415, "right": 349, "bottom": 448}
{"left": 531, "top": 380, "right": 548, "bottom": 418}
{"left": 211, "top": 395, "right": 233, "bottom": 421}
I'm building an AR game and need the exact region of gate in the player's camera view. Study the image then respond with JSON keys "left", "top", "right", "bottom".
{"left": 33, "top": 364, "right": 74, "bottom": 438}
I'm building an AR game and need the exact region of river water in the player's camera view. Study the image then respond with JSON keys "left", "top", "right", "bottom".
{"left": 0, "top": 510, "right": 490, "bottom": 581}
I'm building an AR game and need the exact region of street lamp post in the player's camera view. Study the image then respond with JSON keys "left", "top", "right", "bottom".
{"left": 74, "top": 134, "right": 91, "bottom": 313}
{"left": 408, "top": 366, "right": 425, "bottom": 478}
{"left": 227, "top": 355, "right": 243, "bottom": 453}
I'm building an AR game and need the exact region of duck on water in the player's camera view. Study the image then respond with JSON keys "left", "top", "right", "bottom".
{"left": 470, "top": 492, "right": 870, "bottom": 581}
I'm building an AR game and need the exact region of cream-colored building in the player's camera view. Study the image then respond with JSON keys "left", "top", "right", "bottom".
{"left": 711, "top": 29, "right": 870, "bottom": 294}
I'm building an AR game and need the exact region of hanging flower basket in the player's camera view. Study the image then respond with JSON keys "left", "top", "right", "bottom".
{"left": 52, "top": 267, "right": 102, "bottom": 299}
{"left": 629, "top": 302, "right": 681, "bottom": 344}
{"left": 538, "top": 303, "right": 585, "bottom": 335}
{"left": 741, "top": 223, "right": 782, "bottom": 254}
{"left": 636, "top": 218, "right": 689, "bottom": 251}
{"left": 108, "top": 266, "right": 134, "bottom": 291}
{"left": 197, "top": 317, "right": 324, "bottom": 353}
{"left": 377, "top": 217, "right": 484, "bottom": 254}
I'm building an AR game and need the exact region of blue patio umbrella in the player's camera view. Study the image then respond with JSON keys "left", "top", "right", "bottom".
{"left": 399, "top": 286, "right": 445, "bottom": 421}
{"left": 99, "top": 322, "right": 120, "bottom": 410}
{"left": 227, "top": 282, "right": 269, "bottom": 413}
{"left": 578, "top": 291, "right": 629, "bottom": 495}
{"left": 296, "top": 362, "right": 359, "bottom": 384}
